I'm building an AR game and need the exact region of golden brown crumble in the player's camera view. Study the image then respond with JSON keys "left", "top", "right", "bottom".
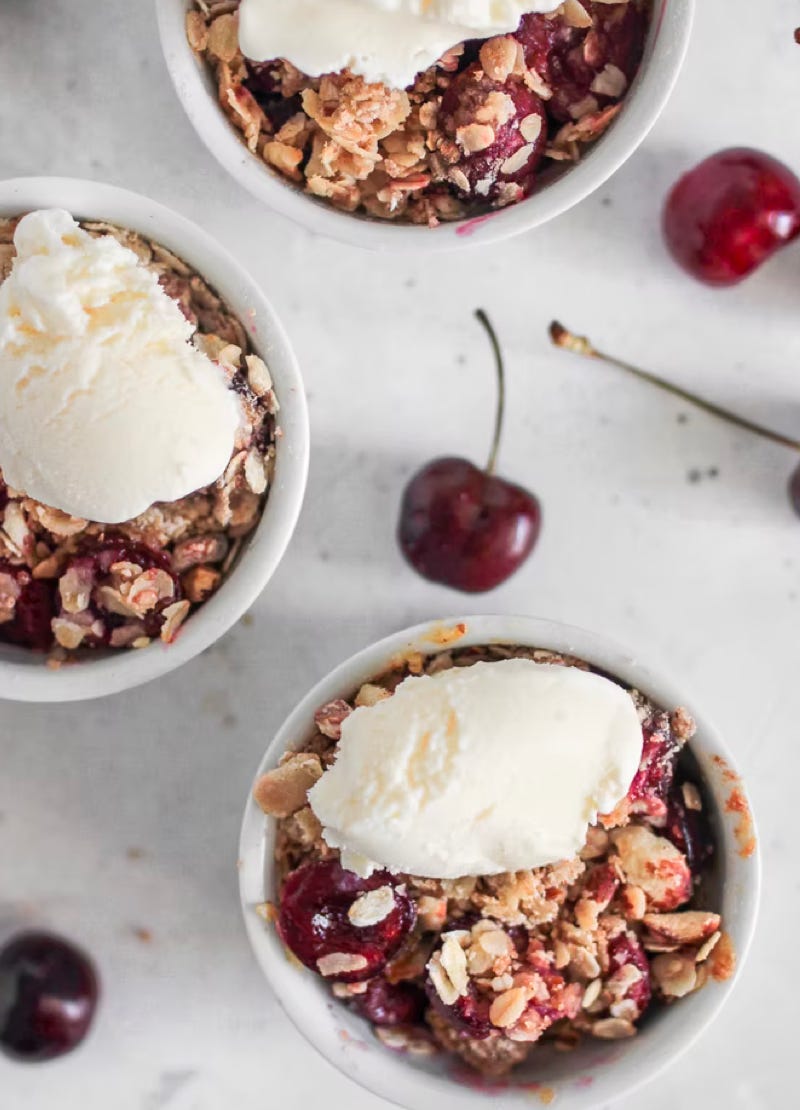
{"left": 187, "top": 0, "right": 651, "bottom": 226}
{"left": 254, "top": 644, "right": 726, "bottom": 1077}
{"left": 0, "top": 215, "right": 279, "bottom": 660}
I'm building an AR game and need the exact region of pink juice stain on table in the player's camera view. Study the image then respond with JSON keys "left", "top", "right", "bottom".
{"left": 455, "top": 213, "right": 497, "bottom": 237}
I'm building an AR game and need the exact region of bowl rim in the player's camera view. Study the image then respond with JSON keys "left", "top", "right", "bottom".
{"left": 238, "top": 614, "right": 761, "bottom": 1110}
{"left": 0, "top": 175, "right": 309, "bottom": 703}
{"left": 157, "top": 0, "right": 695, "bottom": 251}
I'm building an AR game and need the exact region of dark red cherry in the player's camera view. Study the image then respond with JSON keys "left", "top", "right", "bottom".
{"left": 663, "top": 148, "right": 800, "bottom": 286}
{"left": 398, "top": 457, "right": 540, "bottom": 592}
{"left": 664, "top": 782, "right": 715, "bottom": 876}
{"left": 244, "top": 60, "right": 281, "bottom": 97}
{"left": 398, "top": 311, "right": 542, "bottom": 593}
{"left": 439, "top": 63, "right": 547, "bottom": 205}
{"left": 0, "top": 932, "right": 99, "bottom": 1062}
{"left": 352, "top": 978, "right": 427, "bottom": 1026}
{"left": 517, "top": 2, "right": 648, "bottom": 123}
{"left": 0, "top": 562, "right": 56, "bottom": 652}
{"left": 626, "top": 712, "right": 681, "bottom": 820}
{"left": 425, "top": 978, "right": 492, "bottom": 1039}
{"left": 277, "top": 861, "right": 416, "bottom": 982}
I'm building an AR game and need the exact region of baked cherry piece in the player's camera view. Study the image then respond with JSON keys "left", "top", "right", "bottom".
{"left": 398, "top": 312, "right": 541, "bottom": 593}
{"left": 517, "top": 2, "right": 648, "bottom": 123}
{"left": 76, "top": 536, "right": 174, "bottom": 578}
{"left": 351, "top": 978, "right": 427, "bottom": 1027}
{"left": 440, "top": 63, "right": 547, "bottom": 205}
{"left": 277, "top": 861, "right": 416, "bottom": 982}
{"left": 0, "top": 562, "right": 57, "bottom": 652}
{"left": 663, "top": 149, "right": 800, "bottom": 286}
{"left": 606, "top": 931, "right": 651, "bottom": 1015}
{"left": 58, "top": 536, "right": 181, "bottom": 643}
{"left": 0, "top": 932, "right": 99, "bottom": 1062}
{"left": 625, "top": 712, "right": 681, "bottom": 821}
{"left": 664, "top": 782, "right": 715, "bottom": 876}
{"left": 425, "top": 979, "right": 492, "bottom": 1039}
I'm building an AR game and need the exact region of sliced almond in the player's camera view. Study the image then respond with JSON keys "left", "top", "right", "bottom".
{"left": 317, "top": 952, "right": 368, "bottom": 978}
{"left": 253, "top": 753, "right": 323, "bottom": 817}
{"left": 642, "top": 911, "right": 721, "bottom": 947}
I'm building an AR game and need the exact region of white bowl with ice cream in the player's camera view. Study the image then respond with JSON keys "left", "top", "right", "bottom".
{"left": 158, "top": 0, "right": 694, "bottom": 250}
{"left": 239, "top": 615, "right": 760, "bottom": 1110}
{"left": 0, "top": 177, "right": 308, "bottom": 702}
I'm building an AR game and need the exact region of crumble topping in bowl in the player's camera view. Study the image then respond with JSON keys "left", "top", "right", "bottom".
{"left": 187, "top": 0, "right": 651, "bottom": 225}
{"left": 254, "top": 645, "right": 728, "bottom": 1077}
{"left": 0, "top": 211, "right": 279, "bottom": 660}
{"left": 237, "top": 0, "right": 565, "bottom": 92}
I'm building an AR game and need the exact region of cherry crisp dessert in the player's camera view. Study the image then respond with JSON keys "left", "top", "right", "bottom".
{"left": 254, "top": 644, "right": 730, "bottom": 1077}
{"left": 0, "top": 218, "right": 278, "bottom": 660}
{"left": 187, "top": 1, "right": 652, "bottom": 226}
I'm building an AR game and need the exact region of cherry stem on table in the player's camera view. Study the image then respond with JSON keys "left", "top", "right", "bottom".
{"left": 549, "top": 321, "right": 800, "bottom": 453}
{"left": 475, "top": 308, "right": 506, "bottom": 475}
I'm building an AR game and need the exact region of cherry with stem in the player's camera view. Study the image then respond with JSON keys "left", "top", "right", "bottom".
{"left": 398, "top": 310, "right": 542, "bottom": 593}
{"left": 549, "top": 321, "right": 800, "bottom": 513}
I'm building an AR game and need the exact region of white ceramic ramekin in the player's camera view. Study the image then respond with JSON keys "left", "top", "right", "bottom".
{"left": 240, "top": 615, "right": 760, "bottom": 1110}
{"left": 0, "top": 176, "right": 309, "bottom": 703}
{"left": 158, "top": 0, "right": 694, "bottom": 251}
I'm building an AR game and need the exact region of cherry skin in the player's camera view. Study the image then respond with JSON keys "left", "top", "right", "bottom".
{"left": 398, "top": 311, "right": 541, "bottom": 592}
{"left": 0, "top": 932, "right": 99, "bottom": 1062}
{"left": 664, "top": 781, "right": 715, "bottom": 877}
{"left": 663, "top": 148, "right": 800, "bottom": 286}
{"left": 439, "top": 63, "right": 547, "bottom": 204}
{"left": 351, "top": 978, "right": 427, "bottom": 1027}
{"left": 398, "top": 457, "right": 541, "bottom": 593}
{"left": 789, "top": 463, "right": 800, "bottom": 518}
{"left": 425, "top": 977, "right": 492, "bottom": 1039}
{"left": 277, "top": 860, "right": 416, "bottom": 982}
{"left": 0, "top": 562, "right": 57, "bottom": 652}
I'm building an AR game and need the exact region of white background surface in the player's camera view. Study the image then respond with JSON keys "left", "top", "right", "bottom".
{"left": 0, "top": 0, "right": 797, "bottom": 1107}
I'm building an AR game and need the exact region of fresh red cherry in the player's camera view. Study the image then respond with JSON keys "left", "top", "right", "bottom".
{"left": 663, "top": 148, "right": 800, "bottom": 286}
{"left": 0, "top": 932, "right": 99, "bottom": 1062}
{"left": 398, "top": 311, "right": 541, "bottom": 593}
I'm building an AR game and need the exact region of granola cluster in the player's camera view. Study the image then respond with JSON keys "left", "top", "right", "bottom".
{"left": 187, "top": 1, "right": 650, "bottom": 226}
{"left": 0, "top": 216, "right": 278, "bottom": 661}
{"left": 255, "top": 644, "right": 730, "bottom": 1077}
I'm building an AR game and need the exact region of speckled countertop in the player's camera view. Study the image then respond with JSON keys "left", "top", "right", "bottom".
{"left": 1, "top": 0, "right": 798, "bottom": 1107}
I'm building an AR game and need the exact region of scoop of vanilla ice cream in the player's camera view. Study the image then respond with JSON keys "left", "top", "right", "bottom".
{"left": 239, "top": 0, "right": 562, "bottom": 90}
{"left": 308, "top": 658, "right": 644, "bottom": 879}
{"left": 0, "top": 209, "right": 241, "bottom": 523}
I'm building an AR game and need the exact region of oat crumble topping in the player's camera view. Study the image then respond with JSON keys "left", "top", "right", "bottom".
{"left": 0, "top": 215, "right": 279, "bottom": 661}
{"left": 254, "top": 644, "right": 727, "bottom": 1077}
{"left": 187, "top": 1, "right": 651, "bottom": 226}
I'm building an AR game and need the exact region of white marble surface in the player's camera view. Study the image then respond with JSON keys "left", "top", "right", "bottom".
{"left": 1, "top": 0, "right": 798, "bottom": 1106}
